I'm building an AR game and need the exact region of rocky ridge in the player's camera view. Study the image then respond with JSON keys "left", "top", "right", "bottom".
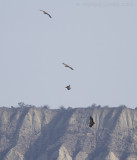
{"left": 0, "top": 106, "right": 137, "bottom": 160}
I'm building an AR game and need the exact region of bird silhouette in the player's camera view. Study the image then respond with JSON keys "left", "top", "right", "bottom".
{"left": 62, "top": 63, "right": 74, "bottom": 70}
{"left": 65, "top": 85, "right": 71, "bottom": 90}
{"left": 89, "top": 116, "right": 95, "bottom": 128}
{"left": 40, "top": 10, "right": 52, "bottom": 18}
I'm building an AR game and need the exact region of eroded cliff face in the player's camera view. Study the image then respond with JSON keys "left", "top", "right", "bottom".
{"left": 0, "top": 106, "right": 137, "bottom": 160}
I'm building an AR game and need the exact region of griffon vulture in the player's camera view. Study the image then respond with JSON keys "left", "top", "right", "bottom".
{"left": 65, "top": 85, "right": 71, "bottom": 90}
{"left": 62, "top": 63, "right": 74, "bottom": 70}
{"left": 40, "top": 10, "right": 52, "bottom": 18}
{"left": 89, "top": 116, "right": 95, "bottom": 128}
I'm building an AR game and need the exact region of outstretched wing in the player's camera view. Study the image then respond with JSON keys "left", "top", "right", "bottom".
{"left": 68, "top": 66, "right": 74, "bottom": 70}
{"left": 90, "top": 116, "right": 93, "bottom": 122}
{"left": 40, "top": 10, "right": 52, "bottom": 18}
{"left": 62, "top": 63, "right": 74, "bottom": 70}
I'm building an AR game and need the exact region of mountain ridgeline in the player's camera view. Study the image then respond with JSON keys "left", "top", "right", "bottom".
{"left": 0, "top": 106, "right": 137, "bottom": 160}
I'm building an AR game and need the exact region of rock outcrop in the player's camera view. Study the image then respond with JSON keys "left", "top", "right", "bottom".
{"left": 0, "top": 106, "right": 137, "bottom": 160}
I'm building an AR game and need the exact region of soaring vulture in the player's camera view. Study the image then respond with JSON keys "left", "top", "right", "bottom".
{"left": 62, "top": 63, "right": 74, "bottom": 70}
{"left": 89, "top": 116, "right": 95, "bottom": 128}
{"left": 40, "top": 10, "right": 52, "bottom": 18}
{"left": 65, "top": 85, "right": 71, "bottom": 90}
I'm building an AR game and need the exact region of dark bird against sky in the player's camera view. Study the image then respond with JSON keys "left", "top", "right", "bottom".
{"left": 89, "top": 116, "right": 95, "bottom": 128}
{"left": 62, "top": 63, "right": 74, "bottom": 70}
{"left": 65, "top": 85, "right": 71, "bottom": 90}
{"left": 40, "top": 10, "right": 52, "bottom": 18}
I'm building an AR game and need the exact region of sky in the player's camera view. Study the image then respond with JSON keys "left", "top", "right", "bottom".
{"left": 0, "top": 0, "right": 137, "bottom": 108}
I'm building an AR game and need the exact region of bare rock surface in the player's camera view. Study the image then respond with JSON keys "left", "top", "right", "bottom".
{"left": 0, "top": 106, "right": 137, "bottom": 160}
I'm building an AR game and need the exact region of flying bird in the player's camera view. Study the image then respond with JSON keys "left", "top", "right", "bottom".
{"left": 89, "top": 116, "right": 95, "bottom": 128}
{"left": 65, "top": 85, "right": 71, "bottom": 90}
{"left": 40, "top": 10, "right": 52, "bottom": 18}
{"left": 62, "top": 63, "right": 74, "bottom": 70}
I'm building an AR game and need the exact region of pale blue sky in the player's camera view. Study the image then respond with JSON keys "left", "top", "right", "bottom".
{"left": 0, "top": 0, "right": 137, "bottom": 108}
